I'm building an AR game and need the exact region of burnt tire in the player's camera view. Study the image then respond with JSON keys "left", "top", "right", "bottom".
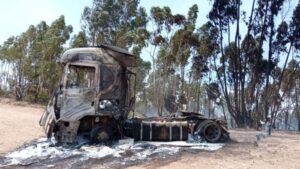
{"left": 90, "top": 125, "right": 113, "bottom": 144}
{"left": 196, "top": 120, "right": 222, "bottom": 143}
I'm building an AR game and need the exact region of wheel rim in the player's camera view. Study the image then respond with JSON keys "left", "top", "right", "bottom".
{"left": 203, "top": 123, "right": 221, "bottom": 142}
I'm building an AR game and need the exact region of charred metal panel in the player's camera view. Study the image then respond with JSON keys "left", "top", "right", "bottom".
{"left": 40, "top": 46, "right": 136, "bottom": 144}
{"left": 59, "top": 94, "right": 95, "bottom": 122}
{"left": 100, "top": 45, "right": 136, "bottom": 67}
{"left": 55, "top": 121, "right": 80, "bottom": 144}
{"left": 98, "top": 65, "right": 125, "bottom": 101}
{"left": 125, "top": 119, "right": 188, "bottom": 141}
{"left": 60, "top": 46, "right": 135, "bottom": 67}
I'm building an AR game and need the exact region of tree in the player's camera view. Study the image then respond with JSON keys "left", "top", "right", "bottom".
{"left": 145, "top": 5, "right": 201, "bottom": 114}
{"left": 191, "top": 21, "right": 217, "bottom": 113}
{"left": 0, "top": 35, "right": 28, "bottom": 100}
{"left": 70, "top": 31, "right": 88, "bottom": 48}
{"left": 208, "top": 0, "right": 245, "bottom": 126}
{"left": 81, "top": 0, "right": 150, "bottom": 97}
{"left": 0, "top": 16, "right": 72, "bottom": 103}
{"left": 81, "top": 0, "right": 148, "bottom": 48}
{"left": 205, "top": 0, "right": 300, "bottom": 129}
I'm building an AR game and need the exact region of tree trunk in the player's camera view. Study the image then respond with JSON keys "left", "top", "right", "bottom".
{"left": 180, "top": 64, "right": 186, "bottom": 110}
{"left": 297, "top": 110, "right": 300, "bottom": 131}
{"left": 266, "top": 6, "right": 275, "bottom": 136}
{"left": 186, "top": 72, "right": 192, "bottom": 111}
{"left": 221, "top": 103, "right": 227, "bottom": 122}
{"left": 296, "top": 84, "right": 300, "bottom": 131}
{"left": 270, "top": 44, "right": 293, "bottom": 131}
{"left": 285, "top": 111, "right": 289, "bottom": 130}
{"left": 214, "top": 24, "right": 236, "bottom": 125}
{"left": 196, "top": 81, "right": 200, "bottom": 113}
{"left": 241, "top": 0, "right": 256, "bottom": 127}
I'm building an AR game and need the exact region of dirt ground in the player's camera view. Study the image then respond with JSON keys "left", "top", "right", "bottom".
{"left": 0, "top": 98, "right": 44, "bottom": 155}
{"left": 126, "top": 130, "right": 300, "bottom": 169}
{"left": 0, "top": 98, "right": 300, "bottom": 169}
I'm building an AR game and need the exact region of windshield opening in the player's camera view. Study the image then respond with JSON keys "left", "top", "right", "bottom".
{"left": 66, "top": 65, "right": 95, "bottom": 89}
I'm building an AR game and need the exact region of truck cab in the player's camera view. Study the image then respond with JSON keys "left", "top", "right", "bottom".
{"left": 39, "top": 45, "right": 136, "bottom": 144}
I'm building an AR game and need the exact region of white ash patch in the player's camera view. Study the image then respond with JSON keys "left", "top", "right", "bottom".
{"left": 0, "top": 138, "right": 224, "bottom": 167}
{"left": 1, "top": 138, "right": 79, "bottom": 166}
{"left": 80, "top": 146, "right": 124, "bottom": 158}
{"left": 0, "top": 138, "right": 123, "bottom": 167}
{"left": 139, "top": 141, "right": 224, "bottom": 151}
{"left": 190, "top": 143, "right": 224, "bottom": 151}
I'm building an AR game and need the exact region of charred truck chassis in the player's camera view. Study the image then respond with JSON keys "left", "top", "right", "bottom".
{"left": 125, "top": 112, "right": 229, "bottom": 142}
{"left": 39, "top": 45, "right": 229, "bottom": 145}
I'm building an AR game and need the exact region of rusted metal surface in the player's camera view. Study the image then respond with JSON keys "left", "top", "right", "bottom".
{"left": 125, "top": 118, "right": 189, "bottom": 141}
{"left": 125, "top": 113, "right": 229, "bottom": 143}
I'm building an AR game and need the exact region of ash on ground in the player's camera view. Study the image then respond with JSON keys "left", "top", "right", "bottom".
{"left": 0, "top": 137, "right": 224, "bottom": 168}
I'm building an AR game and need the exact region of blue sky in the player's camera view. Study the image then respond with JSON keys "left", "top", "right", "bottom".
{"left": 0, "top": 0, "right": 92, "bottom": 43}
{"left": 0, "top": 0, "right": 212, "bottom": 44}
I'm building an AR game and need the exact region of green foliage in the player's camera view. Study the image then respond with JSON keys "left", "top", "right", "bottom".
{"left": 81, "top": 0, "right": 150, "bottom": 93}
{"left": 290, "top": 2, "right": 300, "bottom": 50}
{"left": 135, "top": 56, "right": 151, "bottom": 92}
{"left": 81, "top": 0, "right": 148, "bottom": 48}
{"left": 146, "top": 4, "right": 202, "bottom": 114}
{"left": 70, "top": 31, "right": 88, "bottom": 47}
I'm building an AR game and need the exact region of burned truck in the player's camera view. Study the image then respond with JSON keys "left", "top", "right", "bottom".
{"left": 39, "top": 45, "right": 229, "bottom": 144}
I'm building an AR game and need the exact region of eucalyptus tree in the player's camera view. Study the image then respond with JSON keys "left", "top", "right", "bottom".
{"left": 208, "top": 0, "right": 245, "bottom": 126}
{"left": 81, "top": 0, "right": 151, "bottom": 96}
{"left": 0, "top": 35, "right": 28, "bottom": 100}
{"left": 146, "top": 5, "right": 200, "bottom": 113}
{"left": 81, "top": 0, "right": 148, "bottom": 48}
{"left": 205, "top": 0, "right": 299, "bottom": 128}
{"left": 262, "top": 2, "right": 300, "bottom": 134}
{"left": 278, "top": 59, "right": 300, "bottom": 129}
{"left": 31, "top": 16, "right": 72, "bottom": 102}
{"left": 191, "top": 21, "right": 218, "bottom": 113}
{"left": 0, "top": 16, "right": 72, "bottom": 103}
{"left": 252, "top": 0, "right": 286, "bottom": 129}
{"left": 0, "top": 25, "right": 42, "bottom": 101}
{"left": 70, "top": 31, "right": 88, "bottom": 48}
{"left": 167, "top": 4, "right": 199, "bottom": 109}
{"left": 147, "top": 5, "right": 186, "bottom": 89}
{"left": 274, "top": 3, "right": 300, "bottom": 131}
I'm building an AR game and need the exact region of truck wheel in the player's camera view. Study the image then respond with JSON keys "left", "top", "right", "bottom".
{"left": 196, "top": 120, "right": 222, "bottom": 143}
{"left": 90, "top": 125, "right": 112, "bottom": 144}
{"left": 202, "top": 121, "right": 222, "bottom": 143}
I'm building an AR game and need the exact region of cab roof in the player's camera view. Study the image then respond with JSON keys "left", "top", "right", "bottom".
{"left": 60, "top": 45, "right": 136, "bottom": 67}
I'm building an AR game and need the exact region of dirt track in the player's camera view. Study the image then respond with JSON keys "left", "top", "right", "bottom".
{"left": 0, "top": 98, "right": 300, "bottom": 169}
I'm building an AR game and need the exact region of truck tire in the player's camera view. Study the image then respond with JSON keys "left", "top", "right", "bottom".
{"left": 196, "top": 120, "right": 222, "bottom": 143}
{"left": 90, "top": 125, "right": 113, "bottom": 144}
